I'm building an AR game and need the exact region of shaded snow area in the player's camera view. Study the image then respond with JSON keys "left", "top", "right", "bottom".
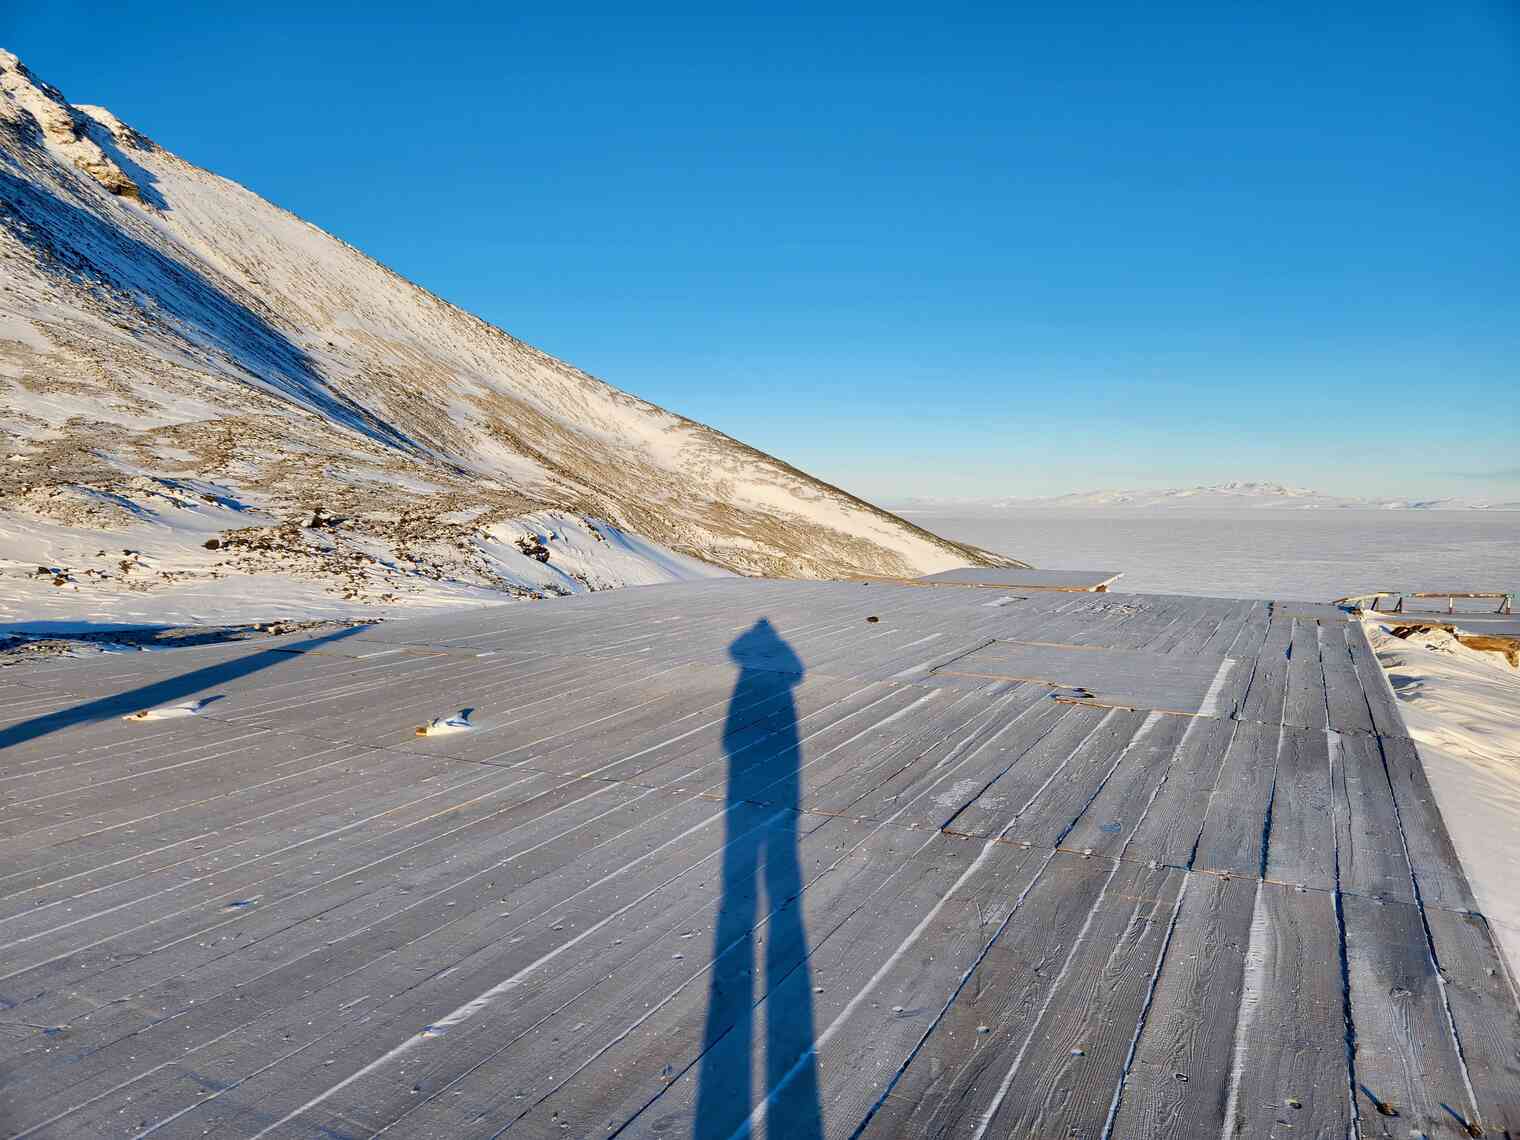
{"left": 0, "top": 500, "right": 725, "bottom": 635}
{"left": 1365, "top": 618, "right": 1520, "bottom": 975}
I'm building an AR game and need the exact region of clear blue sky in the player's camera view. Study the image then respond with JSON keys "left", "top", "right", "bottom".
{"left": 8, "top": 2, "right": 1518, "bottom": 501}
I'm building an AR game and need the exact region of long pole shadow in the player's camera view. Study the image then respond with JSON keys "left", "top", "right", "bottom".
{"left": 0, "top": 626, "right": 368, "bottom": 753}
{"left": 694, "top": 619, "right": 823, "bottom": 1140}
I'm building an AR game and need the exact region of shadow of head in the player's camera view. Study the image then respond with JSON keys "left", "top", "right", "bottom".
{"left": 728, "top": 618, "right": 804, "bottom": 682}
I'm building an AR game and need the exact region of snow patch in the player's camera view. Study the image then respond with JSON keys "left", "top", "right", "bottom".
{"left": 1364, "top": 618, "right": 1520, "bottom": 978}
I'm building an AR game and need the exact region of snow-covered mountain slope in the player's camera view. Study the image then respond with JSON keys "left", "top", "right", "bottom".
{"left": 897, "top": 480, "right": 1520, "bottom": 512}
{"left": 0, "top": 50, "right": 1016, "bottom": 628}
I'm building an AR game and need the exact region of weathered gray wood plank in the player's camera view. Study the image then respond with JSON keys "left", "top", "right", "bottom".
{"left": 1108, "top": 872, "right": 1257, "bottom": 1139}
{"left": 0, "top": 739, "right": 490, "bottom": 917}
{"left": 1193, "top": 600, "right": 1257, "bottom": 658}
{"left": 1122, "top": 715, "right": 1239, "bottom": 869}
{"left": 1347, "top": 621, "right": 1406, "bottom": 737}
{"left": 1224, "top": 882, "right": 1353, "bottom": 1138}
{"left": 1423, "top": 906, "right": 1520, "bottom": 1136}
{"left": 846, "top": 687, "right": 1065, "bottom": 829}
{"left": 1322, "top": 625, "right": 1377, "bottom": 734}
{"left": 800, "top": 687, "right": 1027, "bottom": 816}
{"left": 1378, "top": 734, "right": 1478, "bottom": 912}
{"left": 852, "top": 850, "right": 1115, "bottom": 1138}
{"left": 933, "top": 641, "right": 1239, "bottom": 717}
{"left": 1274, "top": 601, "right": 1351, "bottom": 623}
{"left": 170, "top": 814, "right": 881, "bottom": 1140}
{"left": 629, "top": 678, "right": 900, "bottom": 794}
{"left": 8, "top": 792, "right": 797, "bottom": 1136}
{"left": 445, "top": 817, "right": 936, "bottom": 1140}
{"left": 414, "top": 833, "right": 1034, "bottom": 1140}
{"left": 745, "top": 686, "right": 991, "bottom": 812}
{"left": 2, "top": 577, "right": 1510, "bottom": 1139}
{"left": 1333, "top": 731, "right": 1415, "bottom": 902}
{"left": 0, "top": 772, "right": 656, "bottom": 1064}
{"left": 917, "top": 567, "right": 1123, "bottom": 590}
{"left": 1343, "top": 893, "right": 1478, "bottom": 1137}
{"left": 969, "top": 860, "right": 1185, "bottom": 1139}
{"left": 1058, "top": 710, "right": 1192, "bottom": 858}
{"left": 793, "top": 840, "right": 1053, "bottom": 1138}
{"left": 995, "top": 707, "right": 1151, "bottom": 848}
{"left": 938, "top": 704, "right": 1110, "bottom": 838}
{"left": 1238, "top": 615, "right": 1292, "bottom": 726}
{"left": 1284, "top": 618, "right": 1329, "bottom": 730}
{"left": 1192, "top": 719, "right": 1278, "bottom": 878}
{"left": 1265, "top": 725, "right": 1336, "bottom": 889}
{"left": 1223, "top": 599, "right": 1272, "bottom": 660}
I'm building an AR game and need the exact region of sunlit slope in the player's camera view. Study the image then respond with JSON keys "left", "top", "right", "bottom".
{"left": 0, "top": 49, "right": 1019, "bottom": 599}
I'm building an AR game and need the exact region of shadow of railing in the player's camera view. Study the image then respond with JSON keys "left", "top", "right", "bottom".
{"left": 0, "top": 626, "right": 367, "bottom": 753}
{"left": 693, "top": 618, "right": 823, "bottom": 1140}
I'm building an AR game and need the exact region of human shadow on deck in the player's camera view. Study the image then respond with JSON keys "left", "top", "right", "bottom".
{"left": 693, "top": 619, "right": 823, "bottom": 1140}
{"left": 0, "top": 626, "right": 367, "bottom": 752}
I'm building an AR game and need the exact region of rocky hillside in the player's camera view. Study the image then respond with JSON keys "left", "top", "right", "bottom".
{"left": 0, "top": 50, "right": 1017, "bottom": 627}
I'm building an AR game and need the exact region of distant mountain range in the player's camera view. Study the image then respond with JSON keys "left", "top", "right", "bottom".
{"left": 895, "top": 481, "right": 1520, "bottom": 512}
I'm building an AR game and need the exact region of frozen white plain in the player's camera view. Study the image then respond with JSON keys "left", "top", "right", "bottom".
{"left": 904, "top": 507, "right": 1519, "bottom": 600}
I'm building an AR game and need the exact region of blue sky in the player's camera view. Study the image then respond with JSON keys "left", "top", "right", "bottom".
{"left": 8, "top": 3, "right": 1518, "bottom": 501}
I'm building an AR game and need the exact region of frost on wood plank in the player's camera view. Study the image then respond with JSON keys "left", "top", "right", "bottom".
{"left": 0, "top": 578, "right": 1511, "bottom": 1139}
{"left": 931, "top": 640, "right": 1241, "bottom": 716}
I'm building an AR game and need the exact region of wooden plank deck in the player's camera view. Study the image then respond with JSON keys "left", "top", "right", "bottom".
{"left": 0, "top": 577, "right": 1513, "bottom": 1139}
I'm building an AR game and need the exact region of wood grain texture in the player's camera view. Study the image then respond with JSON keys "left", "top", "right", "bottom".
{"left": 1423, "top": 906, "right": 1520, "bottom": 1136}
{"left": 1284, "top": 618, "right": 1329, "bottom": 730}
{"left": 1192, "top": 719, "right": 1279, "bottom": 879}
{"left": 1378, "top": 733, "right": 1479, "bottom": 913}
{"left": 1058, "top": 710, "right": 1193, "bottom": 858}
{"left": 853, "top": 851, "right": 1116, "bottom": 1139}
{"left": 1346, "top": 621, "right": 1406, "bottom": 737}
{"left": 1121, "top": 715, "right": 1239, "bottom": 870}
{"left": 1108, "top": 872, "right": 1257, "bottom": 1139}
{"left": 1343, "top": 893, "right": 1478, "bottom": 1138}
{"left": 0, "top": 577, "right": 1505, "bottom": 1140}
{"left": 1333, "top": 730, "right": 1415, "bottom": 903}
{"left": 1265, "top": 725, "right": 1336, "bottom": 889}
{"left": 1321, "top": 625, "right": 1377, "bottom": 735}
{"left": 973, "top": 860, "right": 1185, "bottom": 1139}
{"left": 1238, "top": 615, "right": 1291, "bottom": 726}
{"left": 1224, "top": 882, "right": 1353, "bottom": 1139}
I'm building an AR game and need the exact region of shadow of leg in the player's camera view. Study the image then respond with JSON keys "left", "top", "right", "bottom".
{"left": 762, "top": 808, "right": 823, "bottom": 1140}
{"left": 694, "top": 822, "right": 761, "bottom": 1140}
